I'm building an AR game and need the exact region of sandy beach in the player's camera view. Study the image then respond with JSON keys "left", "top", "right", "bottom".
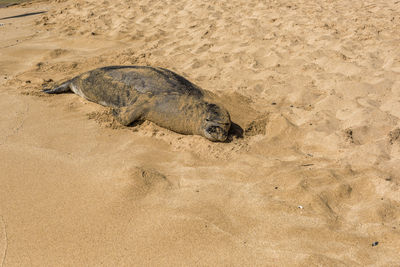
{"left": 1, "top": 0, "right": 400, "bottom": 265}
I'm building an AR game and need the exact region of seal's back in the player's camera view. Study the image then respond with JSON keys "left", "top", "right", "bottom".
{"left": 71, "top": 66, "right": 204, "bottom": 107}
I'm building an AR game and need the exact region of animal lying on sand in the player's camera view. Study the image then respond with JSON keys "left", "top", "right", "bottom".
{"left": 43, "top": 66, "right": 232, "bottom": 142}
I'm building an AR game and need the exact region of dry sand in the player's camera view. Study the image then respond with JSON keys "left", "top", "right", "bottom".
{"left": 1, "top": 0, "right": 400, "bottom": 265}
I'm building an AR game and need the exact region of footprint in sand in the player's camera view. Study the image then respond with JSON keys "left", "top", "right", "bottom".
{"left": 126, "top": 167, "right": 173, "bottom": 199}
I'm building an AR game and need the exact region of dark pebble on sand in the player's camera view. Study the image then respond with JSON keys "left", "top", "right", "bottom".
{"left": 271, "top": 102, "right": 276, "bottom": 105}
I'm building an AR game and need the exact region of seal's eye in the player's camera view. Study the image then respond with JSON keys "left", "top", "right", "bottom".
{"left": 206, "top": 119, "right": 229, "bottom": 126}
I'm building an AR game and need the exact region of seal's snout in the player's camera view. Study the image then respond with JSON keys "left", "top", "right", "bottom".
{"left": 201, "top": 103, "right": 231, "bottom": 142}
{"left": 203, "top": 121, "right": 230, "bottom": 142}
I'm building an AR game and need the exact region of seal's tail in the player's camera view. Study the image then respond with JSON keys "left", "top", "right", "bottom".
{"left": 42, "top": 81, "right": 71, "bottom": 94}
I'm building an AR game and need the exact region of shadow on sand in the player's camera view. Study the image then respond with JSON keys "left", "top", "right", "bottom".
{"left": 0, "top": 11, "right": 46, "bottom": 20}
{"left": 226, "top": 122, "right": 243, "bottom": 142}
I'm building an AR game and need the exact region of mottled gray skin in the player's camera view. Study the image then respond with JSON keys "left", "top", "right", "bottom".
{"left": 43, "top": 66, "right": 231, "bottom": 142}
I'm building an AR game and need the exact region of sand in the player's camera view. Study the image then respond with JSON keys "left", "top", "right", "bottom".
{"left": 0, "top": 0, "right": 400, "bottom": 265}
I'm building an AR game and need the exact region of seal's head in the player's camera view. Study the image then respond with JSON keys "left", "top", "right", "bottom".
{"left": 201, "top": 103, "right": 231, "bottom": 142}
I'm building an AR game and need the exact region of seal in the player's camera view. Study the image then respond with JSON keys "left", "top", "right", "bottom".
{"left": 43, "top": 66, "right": 231, "bottom": 142}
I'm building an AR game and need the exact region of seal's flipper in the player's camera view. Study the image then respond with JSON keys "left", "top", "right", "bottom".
{"left": 112, "top": 103, "right": 149, "bottom": 126}
{"left": 43, "top": 81, "right": 71, "bottom": 94}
